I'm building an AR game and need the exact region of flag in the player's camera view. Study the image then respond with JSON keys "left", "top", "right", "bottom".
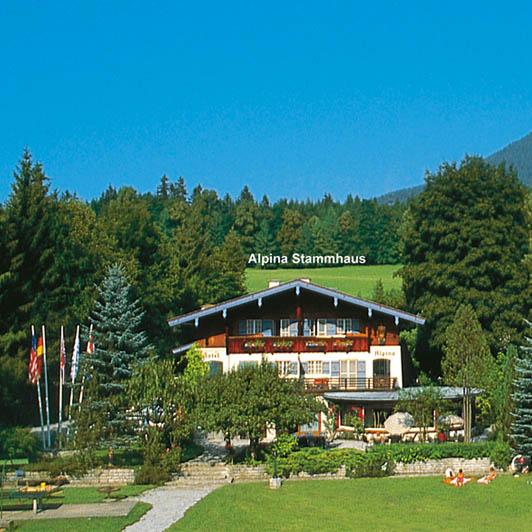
{"left": 60, "top": 326, "right": 66, "bottom": 383}
{"left": 86, "top": 324, "right": 95, "bottom": 355}
{"left": 36, "top": 335, "right": 44, "bottom": 377}
{"left": 28, "top": 331, "right": 39, "bottom": 384}
{"left": 71, "top": 327, "right": 80, "bottom": 382}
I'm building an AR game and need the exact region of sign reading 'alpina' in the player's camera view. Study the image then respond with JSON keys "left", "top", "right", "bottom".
{"left": 247, "top": 253, "right": 367, "bottom": 267}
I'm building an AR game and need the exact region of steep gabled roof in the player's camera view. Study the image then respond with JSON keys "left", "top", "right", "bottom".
{"left": 167, "top": 279, "right": 425, "bottom": 327}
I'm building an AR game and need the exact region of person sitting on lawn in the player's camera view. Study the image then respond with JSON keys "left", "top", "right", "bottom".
{"left": 477, "top": 466, "right": 497, "bottom": 484}
{"left": 451, "top": 468, "right": 471, "bottom": 487}
{"left": 443, "top": 468, "right": 455, "bottom": 484}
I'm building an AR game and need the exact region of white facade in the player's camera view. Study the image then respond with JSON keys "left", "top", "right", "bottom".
{"left": 200, "top": 345, "right": 403, "bottom": 388}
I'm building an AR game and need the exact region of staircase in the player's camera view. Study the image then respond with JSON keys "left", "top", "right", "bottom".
{"left": 168, "top": 461, "right": 232, "bottom": 487}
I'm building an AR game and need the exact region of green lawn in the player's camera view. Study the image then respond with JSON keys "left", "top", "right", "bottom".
{"left": 0, "top": 485, "right": 152, "bottom": 510}
{"left": 13, "top": 501, "right": 151, "bottom": 531}
{"left": 170, "top": 476, "right": 532, "bottom": 532}
{"left": 245, "top": 265, "right": 401, "bottom": 298}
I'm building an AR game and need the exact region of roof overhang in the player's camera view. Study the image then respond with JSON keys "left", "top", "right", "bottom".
{"left": 324, "top": 387, "right": 483, "bottom": 403}
{"left": 167, "top": 279, "right": 425, "bottom": 327}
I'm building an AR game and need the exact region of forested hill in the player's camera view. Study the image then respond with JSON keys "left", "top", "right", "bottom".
{"left": 486, "top": 131, "right": 532, "bottom": 187}
{"left": 376, "top": 131, "right": 532, "bottom": 204}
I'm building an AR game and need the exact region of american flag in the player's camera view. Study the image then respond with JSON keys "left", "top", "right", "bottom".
{"left": 28, "top": 329, "right": 39, "bottom": 384}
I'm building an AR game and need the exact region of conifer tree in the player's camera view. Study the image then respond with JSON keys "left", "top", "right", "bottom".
{"left": 511, "top": 321, "right": 532, "bottom": 456}
{"left": 77, "top": 264, "right": 151, "bottom": 447}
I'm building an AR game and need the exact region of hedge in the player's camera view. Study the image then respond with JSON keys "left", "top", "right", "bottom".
{"left": 267, "top": 441, "right": 511, "bottom": 478}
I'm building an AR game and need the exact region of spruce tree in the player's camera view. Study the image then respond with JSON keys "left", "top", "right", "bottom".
{"left": 78, "top": 264, "right": 151, "bottom": 447}
{"left": 511, "top": 321, "right": 532, "bottom": 456}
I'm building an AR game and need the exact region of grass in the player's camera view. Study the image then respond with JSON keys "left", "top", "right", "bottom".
{"left": 0, "top": 485, "right": 153, "bottom": 510}
{"left": 245, "top": 264, "right": 402, "bottom": 297}
{"left": 0, "top": 458, "right": 28, "bottom": 466}
{"left": 13, "top": 501, "right": 151, "bottom": 531}
{"left": 169, "top": 476, "right": 532, "bottom": 532}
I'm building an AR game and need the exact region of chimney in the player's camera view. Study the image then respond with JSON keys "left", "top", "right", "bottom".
{"left": 268, "top": 280, "right": 280, "bottom": 288}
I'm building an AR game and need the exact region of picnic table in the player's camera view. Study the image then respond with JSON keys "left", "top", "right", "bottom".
{"left": 2, "top": 484, "right": 61, "bottom": 514}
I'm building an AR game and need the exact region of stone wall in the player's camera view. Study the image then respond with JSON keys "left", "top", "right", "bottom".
{"left": 228, "top": 464, "right": 268, "bottom": 482}
{"left": 394, "top": 458, "right": 491, "bottom": 476}
{"left": 6, "top": 468, "right": 135, "bottom": 486}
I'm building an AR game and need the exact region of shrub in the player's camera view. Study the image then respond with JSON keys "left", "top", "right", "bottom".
{"left": 162, "top": 447, "right": 182, "bottom": 473}
{"left": 490, "top": 438, "right": 512, "bottom": 469}
{"left": 0, "top": 427, "right": 40, "bottom": 460}
{"left": 266, "top": 442, "right": 499, "bottom": 478}
{"left": 135, "top": 463, "right": 170, "bottom": 485}
{"left": 348, "top": 454, "right": 394, "bottom": 478}
{"left": 271, "top": 433, "right": 298, "bottom": 458}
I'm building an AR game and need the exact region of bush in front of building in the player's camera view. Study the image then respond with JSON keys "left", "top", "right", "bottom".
{"left": 368, "top": 441, "right": 513, "bottom": 468}
{"left": 266, "top": 441, "right": 512, "bottom": 478}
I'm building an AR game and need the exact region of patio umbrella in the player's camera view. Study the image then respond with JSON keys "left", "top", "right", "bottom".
{"left": 384, "top": 412, "right": 414, "bottom": 435}
{"left": 438, "top": 414, "right": 464, "bottom": 428}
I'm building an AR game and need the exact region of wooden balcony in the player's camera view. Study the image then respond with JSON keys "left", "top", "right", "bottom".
{"left": 304, "top": 377, "right": 397, "bottom": 392}
{"left": 227, "top": 335, "right": 369, "bottom": 354}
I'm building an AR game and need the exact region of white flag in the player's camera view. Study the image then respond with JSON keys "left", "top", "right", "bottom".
{"left": 70, "top": 325, "right": 80, "bottom": 383}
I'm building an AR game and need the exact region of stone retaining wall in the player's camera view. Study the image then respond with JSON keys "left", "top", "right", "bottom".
{"left": 228, "top": 464, "right": 268, "bottom": 482}
{"left": 5, "top": 468, "right": 135, "bottom": 486}
{"left": 394, "top": 458, "right": 491, "bottom": 476}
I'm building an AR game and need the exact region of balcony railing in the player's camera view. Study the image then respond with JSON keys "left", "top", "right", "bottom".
{"left": 227, "top": 335, "right": 369, "bottom": 354}
{"left": 303, "top": 377, "right": 397, "bottom": 392}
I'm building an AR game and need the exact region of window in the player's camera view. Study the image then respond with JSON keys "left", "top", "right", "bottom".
{"left": 373, "top": 359, "right": 391, "bottom": 377}
{"left": 277, "top": 361, "right": 298, "bottom": 376}
{"left": 238, "top": 361, "right": 258, "bottom": 369}
{"left": 305, "top": 361, "right": 323, "bottom": 374}
{"left": 237, "top": 319, "right": 275, "bottom": 336}
{"left": 337, "top": 319, "right": 360, "bottom": 334}
{"left": 303, "top": 319, "right": 315, "bottom": 336}
{"left": 316, "top": 318, "right": 361, "bottom": 336}
{"left": 280, "top": 319, "right": 298, "bottom": 337}
{"left": 207, "top": 361, "right": 223, "bottom": 376}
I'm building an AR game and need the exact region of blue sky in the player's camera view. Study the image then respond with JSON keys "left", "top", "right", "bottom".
{"left": 0, "top": 1, "right": 530, "bottom": 201}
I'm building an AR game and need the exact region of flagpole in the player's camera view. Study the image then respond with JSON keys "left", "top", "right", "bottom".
{"left": 32, "top": 325, "right": 46, "bottom": 450}
{"left": 42, "top": 325, "right": 51, "bottom": 449}
{"left": 68, "top": 325, "right": 80, "bottom": 421}
{"left": 78, "top": 324, "right": 92, "bottom": 410}
{"left": 36, "top": 379, "right": 46, "bottom": 450}
{"left": 58, "top": 326, "right": 64, "bottom": 448}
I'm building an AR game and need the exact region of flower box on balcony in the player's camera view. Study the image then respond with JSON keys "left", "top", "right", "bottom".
{"left": 305, "top": 340, "right": 327, "bottom": 350}
{"left": 272, "top": 340, "right": 294, "bottom": 350}
{"left": 243, "top": 339, "right": 266, "bottom": 351}
{"left": 333, "top": 339, "right": 353, "bottom": 350}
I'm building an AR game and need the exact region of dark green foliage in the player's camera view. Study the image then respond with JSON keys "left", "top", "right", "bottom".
{"left": 511, "top": 321, "right": 532, "bottom": 457}
{"left": 266, "top": 441, "right": 507, "bottom": 478}
{"left": 0, "top": 427, "right": 39, "bottom": 459}
{"left": 74, "top": 264, "right": 151, "bottom": 448}
{"left": 196, "top": 362, "right": 320, "bottom": 458}
{"left": 401, "top": 157, "right": 530, "bottom": 374}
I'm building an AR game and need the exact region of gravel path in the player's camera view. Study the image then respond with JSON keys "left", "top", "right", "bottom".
{"left": 124, "top": 486, "right": 216, "bottom": 532}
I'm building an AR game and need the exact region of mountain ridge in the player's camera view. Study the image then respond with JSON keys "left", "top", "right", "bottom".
{"left": 375, "top": 132, "right": 532, "bottom": 204}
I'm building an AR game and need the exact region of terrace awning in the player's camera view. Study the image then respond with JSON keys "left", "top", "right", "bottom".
{"left": 324, "top": 386, "right": 483, "bottom": 403}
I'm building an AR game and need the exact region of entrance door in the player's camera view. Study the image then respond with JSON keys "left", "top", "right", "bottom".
{"left": 373, "top": 359, "right": 391, "bottom": 389}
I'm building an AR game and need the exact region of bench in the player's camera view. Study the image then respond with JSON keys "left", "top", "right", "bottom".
{"left": 1, "top": 485, "right": 60, "bottom": 514}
